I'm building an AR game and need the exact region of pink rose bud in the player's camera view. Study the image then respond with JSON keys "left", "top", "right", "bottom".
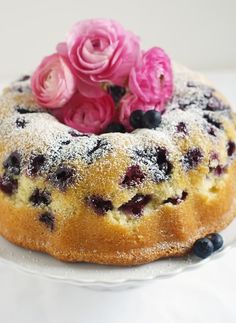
{"left": 118, "top": 94, "right": 155, "bottom": 131}
{"left": 64, "top": 19, "right": 140, "bottom": 95}
{"left": 31, "top": 53, "right": 77, "bottom": 108}
{"left": 58, "top": 93, "right": 116, "bottom": 135}
{"left": 129, "top": 47, "right": 173, "bottom": 107}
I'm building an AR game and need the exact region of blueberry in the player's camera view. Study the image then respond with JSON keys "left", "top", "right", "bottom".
{"left": 16, "top": 118, "right": 28, "bottom": 128}
{"left": 163, "top": 191, "right": 188, "bottom": 205}
{"left": 28, "top": 154, "right": 46, "bottom": 176}
{"left": 16, "top": 106, "right": 38, "bottom": 114}
{"left": 208, "top": 127, "right": 216, "bottom": 136}
{"left": 105, "top": 123, "right": 126, "bottom": 133}
{"left": 87, "top": 196, "right": 113, "bottom": 215}
{"left": 0, "top": 175, "right": 18, "bottom": 195}
{"left": 18, "top": 75, "right": 30, "bottom": 82}
{"left": 210, "top": 165, "right": 227, "bottom": 176}
{"left": 60, "top": 140, "right": 71, "bottom": 145}
{"left": 29, "top": 188, "right": 51, "bottom": 206}
{"left": 68, "top": 130, "right": 80, "bottom": 137}
{"left": 182, "top": 148, "right": 203, "bottom": 170}
{"left": 118, "top": 194, "right": 151, "bottom": 217}
{"left": 142, "top": 110, "right": 162, "bottom": 129}
{"left": 3, "top": 151, "right": 21, "bottom": 175}
{"left": 187, "top": 81, "right": 197, "bottom": 88}
{"left": 107, "top": 85, "right": 126, "bottom": 104}
{"left": 203, "top": 115, "right": 222, "bottom": 129}
{"left": 86, "top": 139, "right": 111, "bottom": 164}
{"left": 50, "top": 166, "right": 75, "bottom": 191}
{"left": 207, "top": 233, "right": 223, "bottom": 251}
{"left": 210, "top": 152, "right": 219, "bottom": 161}
{"left": 133, "top": 147, "right": 172, "bottom": 182}
{"left": 68, "top": 130, "right": 89, "bottom": 137}
{"left": 39, "top": 212, "right": 55, "bottom": 231}
{"left": 192, "top": 238, "right": 214, "bottom": 259}
{"left": 203, "top": 88, "right": 213, "bottom": 99}
{"left": 176, "top": 122, "right": 187, "bottom": 134}
{"left": 121, "top": 165, "right": 145, "bottom": 187}
{"left": 152, "top": 147, "right": 172, "bottom": 181}
{"left": 130, "top": 110, "right": 145, "bottom": 129}
{"left": 227, "top": 140, "right": 235, "bottom": 157}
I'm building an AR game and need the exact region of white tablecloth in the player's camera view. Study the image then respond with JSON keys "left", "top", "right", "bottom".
{"left": 0, "top": 71, "right": 236, "bottom": 323}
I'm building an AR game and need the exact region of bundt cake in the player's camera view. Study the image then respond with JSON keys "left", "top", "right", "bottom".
{"left": 0, "top": 19, "right": 235, "bottom": 265}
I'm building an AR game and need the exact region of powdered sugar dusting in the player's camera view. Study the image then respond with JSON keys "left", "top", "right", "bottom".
{"left": 0, "top": 65, "right": 234, "bottom": 186}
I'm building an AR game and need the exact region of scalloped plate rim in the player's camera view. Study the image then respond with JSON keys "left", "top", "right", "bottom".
{"left": 0, "top": 218, "right": 235, "bottom": 288}
{"left": 0, "top": 243, "right": 233, "bottom": 287}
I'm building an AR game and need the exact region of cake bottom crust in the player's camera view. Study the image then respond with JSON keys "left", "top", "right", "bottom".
{"left": 0, "top": 211, "right": 234, "bottom": 266}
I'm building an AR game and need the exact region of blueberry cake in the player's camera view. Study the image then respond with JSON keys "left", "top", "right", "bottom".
{"left": 0, "top": 64, "right": 235, "bottom": 265}
{"left": 0, "top": 20, "right": 235, "bottom": 265}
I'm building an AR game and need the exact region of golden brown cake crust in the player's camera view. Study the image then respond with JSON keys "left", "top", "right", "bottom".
{"left": 0, "top": 65, "right": 236, "bottom": 265}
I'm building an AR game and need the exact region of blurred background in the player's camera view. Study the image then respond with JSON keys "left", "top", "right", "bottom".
{"left": 0, "top": 0, "right": 236, "bottom": 80}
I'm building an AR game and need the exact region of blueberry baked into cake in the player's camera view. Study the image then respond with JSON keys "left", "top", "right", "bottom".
{"left": 0, "top": 19, "right": 235, "bottom": 265}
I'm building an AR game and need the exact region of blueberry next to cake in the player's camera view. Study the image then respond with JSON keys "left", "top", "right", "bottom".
{"left": 0, "top": 19, "right": 235, "bottom": 266}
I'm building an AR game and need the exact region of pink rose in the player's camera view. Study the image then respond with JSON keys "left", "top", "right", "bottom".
{"left": 118, "top": 94, "right": 155, "bottom": 131}
{"left": 57, "top": 93, "right": 116, "bottom": 134}
{"left": 60, "top": 19, "right": 140, "bottom": 95}
{"left": 31, "top": 53, "right": 77, "bottom": 108}
{"left": 129, "top": 47, "right": 173, "bottom": 107}
{"left": 57, "top": 42, "right": 105, "bottom": 98}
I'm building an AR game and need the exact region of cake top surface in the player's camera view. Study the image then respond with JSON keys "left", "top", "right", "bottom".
{"left": 0, "top": 64, "right": 233, "bottom": 176}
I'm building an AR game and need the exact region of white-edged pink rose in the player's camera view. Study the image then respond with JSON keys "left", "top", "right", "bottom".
{"left": 118, "top": 94, "right": 156, "bottom": 131}
{"left": 129, "top": 47, "right": 173, "bottom": 106}
{"left": 57, "top": 93, "right": 116, "bottom": 134}
{"left": 60, "top": 19, "right": 140, "bottom": 95}
{"left": 31, "top": 53, "right": 77, "bottom": 108}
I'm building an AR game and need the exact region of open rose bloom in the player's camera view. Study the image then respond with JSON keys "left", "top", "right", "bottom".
{"left": 129, "top": 47, "right": 173, "bottom": 107}
{"left": 31, "top": 53, "right": 77, "bottom": 108}
{"left": 66, "top": 20, "right": 140, "bottom": 82}
{"left": 31, "top": 19, "right": 173, "bottom": 134}
{"left": 58, "top": 93, "right": 116, "bottom": 135}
